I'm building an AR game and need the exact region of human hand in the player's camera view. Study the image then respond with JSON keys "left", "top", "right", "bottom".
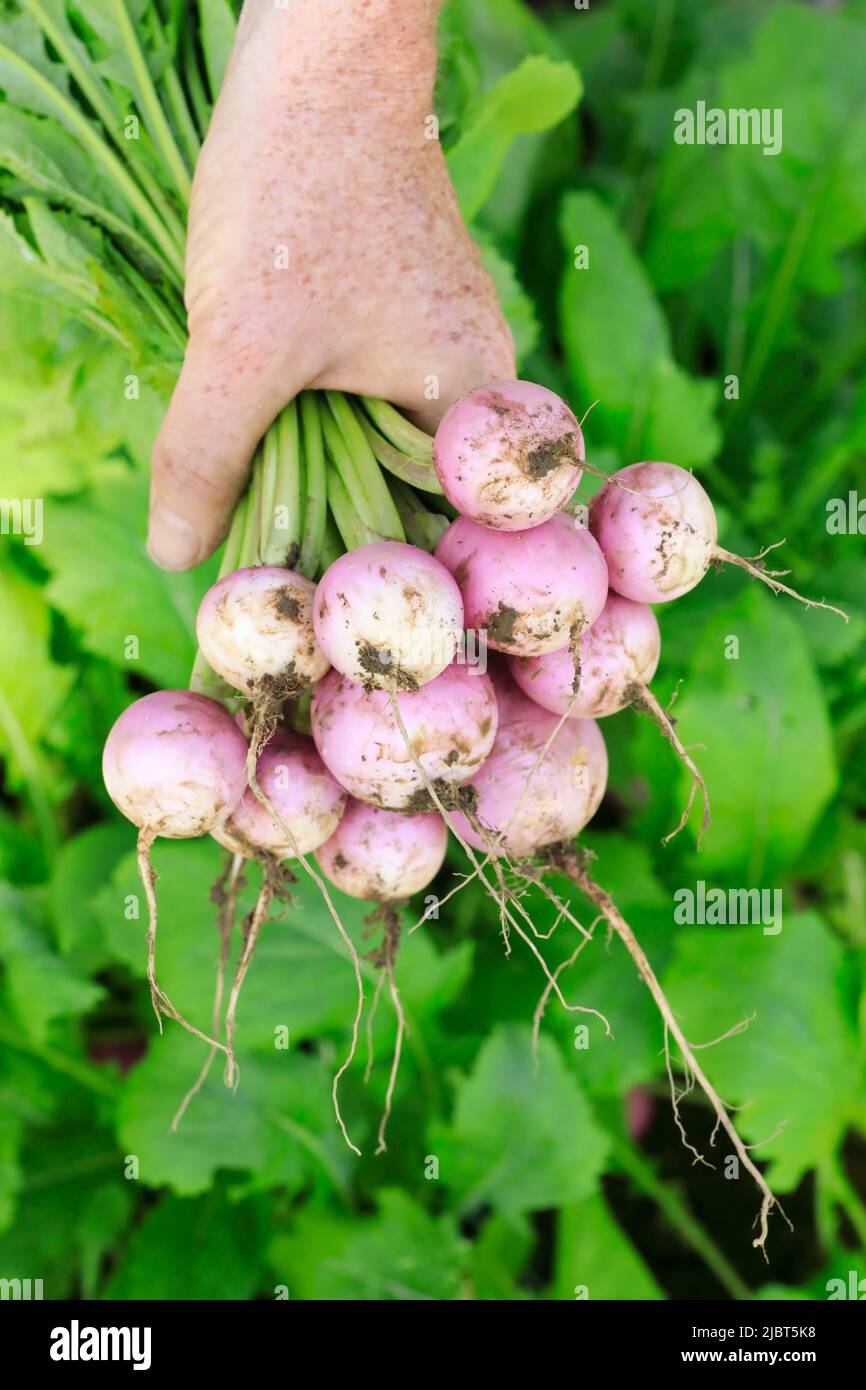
{"left": 148, "top": 0, "right": 515, "bottom": 570}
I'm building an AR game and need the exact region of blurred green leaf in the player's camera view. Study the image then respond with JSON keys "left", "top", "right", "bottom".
{"left": 664, "top": 912, "right": 861, "bottom": 1190}
{"left": 553, "top": 1194, "right": 663, "bottom": 1300}
{"left": 103, "top": 1190, "right": 265, "bottom": 1299}
{"left": 268, "top": 1189, "right": 466, "bottom": 1300}
{"left": 448, "top": 55, "right": 581, "bottom": 221}
{"left": 38, "top": 470, "right": 213, "bottom": 689}
{"left": 432, "top": 1024, "right": 609, "bottom": 1217}
{"left": 559, "top": 191, "right": 721, "bottom": 467}
{"left": 0, "top": 885, "right": 103, "bottom": 1043}
{"left": 674, "top": 587, "right": 836, "bottom": 877}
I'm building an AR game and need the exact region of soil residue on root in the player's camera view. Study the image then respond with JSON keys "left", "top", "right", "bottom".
{"left": 487, "top": 602, "right": 520, "bottom": 647}
{"left": 525, "top": 431, "right": 581, "bottom": 479}
{"left": 400, "top": 778, "right": 476, "bottom": 816}
{"left": 357, "top": 641, "right": 419, "bottom": 692}
{"left": 273, "top": 587, "right": 301, "bottom": 621}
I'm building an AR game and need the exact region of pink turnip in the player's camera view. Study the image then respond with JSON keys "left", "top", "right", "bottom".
{"left": 316, "top": 799, "right": 446, "bottom": 903}
{"left": 213, "top": 731, "right": 345, "bottom": 860}
{"left": 509, "top": 594, "right": 660, "bottom": 719}
{"left": 102, "top": 690, "right": 247, "bottom": 1044}
{"left": 435, "top": 512, "right": 609, "bottom": 656}
{"left": 450, "top": 674, "right": 608, "bottom": 858}
{"left": 433, "top": 379, "right": 583, "bottom": 530}
{"left": 311, "top": 661, "right": 498, "bottom": 811}
{"left": 313, "top": 540, "right": 464, "bottom": 690}
{"left": 590, "top": 461, "right": 847, "bottom": 617}
{"left": 196, "top": 565, "right": 329, "bottom": 699}
{"left": 509, "top": 595, "right": 708, "bottom": 844}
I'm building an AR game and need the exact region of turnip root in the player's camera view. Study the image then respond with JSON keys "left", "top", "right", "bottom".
{"left": 313, "top": 540, "right": 463, "bottom": 690}
{"left": 433, "top": 379, "right": 583, "bottom": 530}
{"left": 209, "top": 731, "right": 346, "bottom": 1085}
{"left": 543, "top": 842, "right": 789, "bottom": 1257}
{"left": 316, "top": 797, "right": 446, "bottom": 1154}
{"left": 316, "top": 798, "right": 446, "bottom": 903}
{"left": 435, "top": 512, "right": 609, "bottom": 656}
{"left": 311, "top": 662, "right": 498, "bottom": 811}
{"left": 509, "top": 594, "right": 709, "bottom": 845}
{"left": 213, "top": 731, "right": 345, "bottom": 860}
{"left": 102, "top": 690, "right": 247, "bottom": 1042}
{"left": 196, "top": 565, "right": 329, "bottom": 699}
{"left": 590, "top": 461, "right": 848, "bottom": 618}
{"left": 451, "top": 675, "right": 608, "bottom": 858}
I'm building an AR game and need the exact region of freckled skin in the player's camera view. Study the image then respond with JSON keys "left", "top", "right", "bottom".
{"left": 149, "top": 0, "right": 515, "bottom": 568}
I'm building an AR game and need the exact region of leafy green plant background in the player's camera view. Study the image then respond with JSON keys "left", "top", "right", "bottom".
{"left": 1, "top": 0, "right": 865, "bottom": 1301}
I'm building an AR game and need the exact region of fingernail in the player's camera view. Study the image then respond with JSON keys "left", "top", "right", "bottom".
{"left": 147, "top": 504, "right": 204, "bottom": 570}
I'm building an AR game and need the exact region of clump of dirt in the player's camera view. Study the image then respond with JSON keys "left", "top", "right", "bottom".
{"left": 525, "top": 431, "right": 581, "bottom": 479}
{"left": 487, "top": 602, "right": 520, "bottom": 646}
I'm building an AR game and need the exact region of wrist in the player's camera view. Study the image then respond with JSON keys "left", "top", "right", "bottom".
{"left": 236, "top": 0, "right": 441, "bottom": 99}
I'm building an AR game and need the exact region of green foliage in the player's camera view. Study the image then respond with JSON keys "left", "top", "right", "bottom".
{"left": 0, "top": 0, "right": 864, "bottom": 1303}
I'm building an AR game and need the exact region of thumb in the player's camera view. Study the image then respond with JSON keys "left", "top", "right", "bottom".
{"left": 148, "top": 338, "right": 290, "bottom": 571}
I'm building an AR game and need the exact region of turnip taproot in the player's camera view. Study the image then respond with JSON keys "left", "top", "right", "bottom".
{"left": 313, "top": 540, "right": 463, "bottom": 689}
{"left": 435, "top": 512, "right": 608, "bottom": 656}
{"left": 433, "top": 379, "right": 583, "bottom": 530}
{"left": 590, "top": 461, "right": 848, "bottom": 618}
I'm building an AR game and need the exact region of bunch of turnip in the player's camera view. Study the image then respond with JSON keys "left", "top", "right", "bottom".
{"left": 103, "top": 376, "right": 843, "bottom": 1232}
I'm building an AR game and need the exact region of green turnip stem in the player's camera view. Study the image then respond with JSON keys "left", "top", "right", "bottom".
{"left": 323, "top": 392, "right": 404, "bottom": 540}
{"left": 327, "top": 469, "right": 386, "bottom": 551}
{"left": 240, "top": 450, "right": 263, "bottom": 567}
{"left": 260, "top": 401, "right": 303, "bottom": 565}
{"left": 258, "top": 421, "right": 280, "bottom": 560}
{"left": 317, "top": 511, "right": 343, "bottom": 575}
{"left": 298, "top": 392, "right": 328, "bottom": 577}
{"left": 387, "top": 478, "right": 449, "bottom": 552}
{"left": 181, "top": 21, "right": 212, "bottom": 136}
{"left": 361, "top": 395, "right": 434, "bottom": 461}
{"left": 353, "top": 401, "right": 443, "bottom": 493}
